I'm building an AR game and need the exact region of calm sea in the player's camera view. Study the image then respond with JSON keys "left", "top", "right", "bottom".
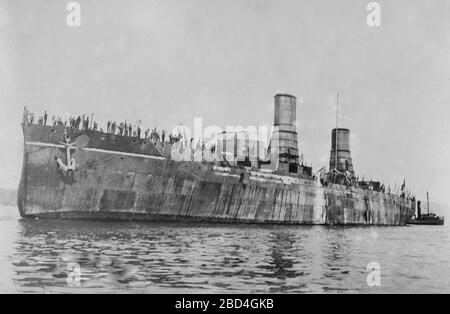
{"left": 0, "top": 204, "right": 449, "bottom": 293}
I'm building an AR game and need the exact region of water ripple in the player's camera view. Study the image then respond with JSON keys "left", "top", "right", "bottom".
{"left": 0, "top": 205, "right": 449, "bottom": 293}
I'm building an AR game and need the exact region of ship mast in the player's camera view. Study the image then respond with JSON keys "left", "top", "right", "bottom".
{"left": 335, "top": 94, "right": 339, "bottom": 171}
{"left": 427, "top": 191, "right": 430, "bottom": 215}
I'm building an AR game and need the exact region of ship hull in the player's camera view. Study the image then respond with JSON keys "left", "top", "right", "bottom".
{"left": 18, "top": 125, "right": 415, "bottom": 226}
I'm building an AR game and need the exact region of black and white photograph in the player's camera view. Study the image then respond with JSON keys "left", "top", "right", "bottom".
{"left": 0, "top": 0, "right": 449, "bottom": 299}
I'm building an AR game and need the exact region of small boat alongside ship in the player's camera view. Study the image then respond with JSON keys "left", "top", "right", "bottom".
{"left": 408, "top": 193, "right": 444, "bottom": 226}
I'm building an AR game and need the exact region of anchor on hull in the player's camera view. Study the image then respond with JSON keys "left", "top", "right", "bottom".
{"left": 56, "top": 130, "right": 77, "bottom": 172}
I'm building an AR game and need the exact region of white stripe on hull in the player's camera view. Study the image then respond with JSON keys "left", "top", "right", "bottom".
{"left": 25, "top": 141, "right": 65, "bottom": 148}
{"left": 84, "top": 147, "right": 166, "bottom": 160}
{"left": 25, "top": 141, "right": 166, "bottom": 160}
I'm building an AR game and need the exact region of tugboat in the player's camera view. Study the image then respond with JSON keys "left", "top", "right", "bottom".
{"left": 408, "top": 192, "right": 445, "bottom": 226}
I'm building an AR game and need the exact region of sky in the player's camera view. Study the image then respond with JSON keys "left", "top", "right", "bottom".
{"left": 0, "top": 0, "right": 450, "bottom": 205}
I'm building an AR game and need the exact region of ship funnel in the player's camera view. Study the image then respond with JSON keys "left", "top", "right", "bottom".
{"left": 270, "top": 94, "right": 299, "bottom": 173}
{"left": 329, "top": 128, "right": 354, "bottom": 177}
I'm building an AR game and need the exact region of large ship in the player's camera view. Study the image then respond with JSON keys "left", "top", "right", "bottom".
{"left": 18, "top": 94, "right": 415, "bottom": 225}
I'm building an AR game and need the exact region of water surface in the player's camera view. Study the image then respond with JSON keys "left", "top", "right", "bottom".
{"left": 0, "top": 205, "right": 448, "bottom": 293}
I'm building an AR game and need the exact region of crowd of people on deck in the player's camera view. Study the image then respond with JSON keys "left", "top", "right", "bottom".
{"left": 22, "top": 107, "right": 171, "bottom": 142}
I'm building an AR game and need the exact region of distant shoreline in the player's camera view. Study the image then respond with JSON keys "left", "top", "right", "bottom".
{"left": 0, "top": 189, "right": 17, "bottom": 206}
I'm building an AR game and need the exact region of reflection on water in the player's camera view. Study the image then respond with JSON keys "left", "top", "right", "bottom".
{"left": 0, "top": 205, "right": 449, "bottom": 293}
